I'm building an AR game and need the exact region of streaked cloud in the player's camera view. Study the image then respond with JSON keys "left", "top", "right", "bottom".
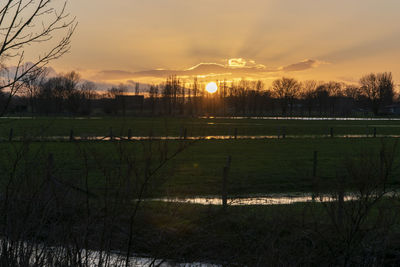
{"left": 91, "top": 58, "right": 327, "bottom": 82}
{"left": 92, "top": 70, "right": 135, "bottom": 80}
{"left": 279, "top": 59, "right": 328, "bottom": 72}
{"left": 227, "top": 58, "right": 265, "bottom": 69}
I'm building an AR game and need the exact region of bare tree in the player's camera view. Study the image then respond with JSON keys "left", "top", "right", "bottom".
{"left": 80, "top": 81, "right": 97, "bottom": 115}
{"left": 378, "top": 72, "right": 395, "bottom": 107}
{"left": 272, "top": 77, "right": 299, "bottom": 115}
{"left": 359, "top": 72, "right": 395, "bottom": 115}
{"left": 35, "top": 71, "right": 80, "bottom": 114}
{"left": 80, "top": 81, "right": 97, "bottom": 100}
{"left": 325, "top": 81, "right": 343, "bottom": 115}
{"left": 300, "top": 80, "right": 318, "bottom": 116}
{"left": 149, "top": 84, "right": 158, "bottom": 115}
{"left": 0, "top": 0, "right": 77, "bottom": 116}
{"left": 135, "top": 82, "right": 139, "bottom": 96}
{"left": 343, "top": 85, "right": 360, "bottom": 100}
{"left": 21, "top": 66, "right": 49, "bottom": 113}
{"left": 63, "top": 71, "right": 81, "bottom": 114}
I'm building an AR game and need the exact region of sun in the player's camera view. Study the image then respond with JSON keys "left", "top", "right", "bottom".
{"left": 206, "top": 82, "right": 218, "bottom": 93}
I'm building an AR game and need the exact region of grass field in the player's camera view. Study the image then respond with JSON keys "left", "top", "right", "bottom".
{"left": 1, "top": 137, "right": 398, "bottom": 197}
{"left": 112, "top": 198, "right": 400, "bottom": 265}
{"left": 2, "top": 116, "right": 400, "bottom": 138}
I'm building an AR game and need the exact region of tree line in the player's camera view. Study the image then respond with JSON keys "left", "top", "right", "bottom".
{"left": 1, "top": 70, "right": 396, "bottom": 117}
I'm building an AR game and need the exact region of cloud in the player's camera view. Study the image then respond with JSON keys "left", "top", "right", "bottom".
{"left": 91, "top": 70, "right": 136, "bottom": 80}
{"left": 130, "top": 61, "right": 264, "bottom": 79}
{"left": 227, "top": 58, "right": 266, "bottom": 69}
{"left": 280, "top": 59, "right": 327, "bottom": 72}
{"left": 90, "top": 58, "right": 327, "bottom": 81}
{"left": 0, "top": 62, "right": 58, "bottom": 79}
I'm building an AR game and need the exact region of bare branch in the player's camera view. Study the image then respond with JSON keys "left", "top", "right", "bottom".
{"left": 0, "top": 0, "right": 77, "bottom": 116}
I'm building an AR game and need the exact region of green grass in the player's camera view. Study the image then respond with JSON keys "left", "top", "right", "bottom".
{"left": 162, "top": 138, "right": 400, "bottom": 196}
{"left": 2, "top": 116, "right": 400, "bottom": 138}
{"left": 132, "top": 197, "right": 400, "bottom": 265}
{"left": 1, "top": 138, "right": 399, "bottom": 197}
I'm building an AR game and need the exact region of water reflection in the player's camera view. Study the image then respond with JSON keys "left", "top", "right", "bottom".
{"left": 0, "top": 116, "right": 102, "bottom": 120}
{"left": 151, "top": 193, "right": 360, "bottom": 206}
{"left": 200, "top": 116, "right": 400, "bottom": 121}
{"left": 2, "top": 116, "right": 400, "bottom": 121}
{"left": 0, "top": 241, "right": 219, "bottom": 267}
{"left": 3, "top": 134, "right": 400, "bottom": 142}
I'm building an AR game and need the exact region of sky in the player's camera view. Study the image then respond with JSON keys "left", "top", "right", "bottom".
{"left": 28, "top": 0, "right": 400, "bottom": 89}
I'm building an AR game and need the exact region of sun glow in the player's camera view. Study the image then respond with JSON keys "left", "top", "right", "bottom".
{"left": 206, "top": 82, "right": 218, "bottom": 93}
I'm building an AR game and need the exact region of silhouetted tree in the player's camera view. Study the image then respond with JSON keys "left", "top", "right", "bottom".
{"left": 359, "top": 72, "right": 394, "bottom": 115}
{"left": 300, "top": 80, "right": 318, "bottom": 116}
{"left": 80, "top": 81, "right": 98, "bottom": 115}
{"left": 315, "top": 84, "right": 330, "bottom": 115}
{"left": 64, "top": 71, "right": 81, "bottom": 114}
{"left": 0, "top": 0, "right": 76, "bottom": 116}
{"left": 135, "top": 83, "right": 140, "bottom": 96}
{"left": 378, "top": 72, "right": 395, "bottom": 107}
{"left": 149, "top": 85, "right": 159, "bottom": 115}
{"left": 37, "top": 76, "right": 64, "bottom": 114}
{"left": 272, "top": 77, "right": 300, "bottom": 115}
{"left": 237, "top": 80, "right": 249, "bottom": 114}
{"left": 343, "top": 85, "right": 361, "bottom": 100}
{"left": 325, "top": 81, "right": 343, "bottom": 115}
{"left": 36, "top": 71, "right": 81, "bottom": 114}
{"left": 162, "top": 75, "right": 181, "bottom": 115}
{"left": 192, "top": 77, "right": 199, "bottom": 115}
{"left": 21, "top": 67, "right": 49, "bottom": 113}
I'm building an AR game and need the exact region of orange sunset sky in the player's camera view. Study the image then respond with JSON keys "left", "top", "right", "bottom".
{"left": 23, "top": 0, "right": 400, "bottom": 89}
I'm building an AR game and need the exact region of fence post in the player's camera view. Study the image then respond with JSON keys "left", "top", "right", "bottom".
{"left": 109, "top": 127, "right": 113, "bottom": 141}
{"left": 312, "top": 151, "right": 318, "bottom": 201}
{"left": 330, "top": 127, "right": 334, "bottom": 138}
{"left": 337, "top": 174, "right": 345, "bottom": 228}
{"left": 9, "top": 128, "right": 13, "bottom": 142}
{"left": 69, "top": 129, "right": 74, "bottom": 142}
{"left": 128, "top": 129, "right": 132, "bottom": 140}
{"left": 222, "top": 155, "right": 231, "bottom": 210}
{"left": 373, "top": 127, "right": 377, "bottom": 138}
{"left": 183, "top": 128, "right": 187, "bottom": 140}
{"left": 234, "top": 128, "right": 237, "bottom": 140}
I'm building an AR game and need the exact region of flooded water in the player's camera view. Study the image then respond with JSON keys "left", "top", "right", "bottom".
{"left": 54, "top": 252, "right": 219, "bottom": 267}
{"left": 200, "top": 116, "right": 400, "bottom": 121}
{"left": 0, "top": 240, "right": 220, "bottom": 267}
{"left": 75, "top": 252, "right": 220, "bottom": 267}
{"left": 2, "top": 134, "right": 400, "bottom": 142}
{"left": 150, "top": 193, "right": 360, "bottom": 206}
{"left": 2, "top": 116, "right": 400, "bottom": 121}
{"left": 0, "top": 117, "right": 104, "bottom": 120}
